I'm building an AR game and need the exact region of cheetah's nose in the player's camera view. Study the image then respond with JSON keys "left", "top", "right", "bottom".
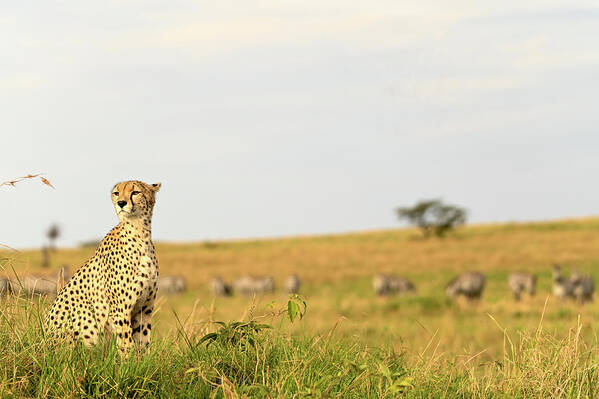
{"left": 117, "top": 200, "right": 127, "bottom": 208}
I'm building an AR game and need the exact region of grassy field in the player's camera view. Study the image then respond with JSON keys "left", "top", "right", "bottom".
{"left": 3, "top": 217, "right": 599, "bottom": 397}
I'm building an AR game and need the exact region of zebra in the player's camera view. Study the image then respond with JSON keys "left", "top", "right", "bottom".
{"left": 232, "top": 276, "right": 275, "bottom": 296}
{"left": 445, "top": 272, "right": 485, "bottom": 302}
{"left": 570, "top": 269, "right": 594, "bottom": 303}
{"left": 285, "top": 274, "right": 301, "bottom": 294}
{"left": 7, "top": 266, "right": 71, "bottom": 297}
{"left": 508, "top": 272, "right": 536, "bottom": 301}
{"left": 157, "top": 275, "right": 187, "bottom": 295}
{"left": 552, "top": 265, "right": 574, "bottom": 301}
{"left": 0, "top": 278, "right": 10, "bottom": 296}
{"left": 209, "top": 277, "right": 232, "bottom": 297}
{"left": 373, "top": 274, "right": 416, "bottom": 296}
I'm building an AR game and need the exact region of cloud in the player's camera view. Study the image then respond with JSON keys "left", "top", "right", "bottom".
{"left": 2, "top": 0, "right": 599, "bottom": 247}
{"left": 0, "top": 74, "right": 48, "bottom": 90}
{"left": 103, "top": 2, "right": 483, "bottom": 57}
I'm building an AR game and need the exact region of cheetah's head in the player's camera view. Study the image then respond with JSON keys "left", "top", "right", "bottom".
{"left": 111, "top": 180, "right": 161, "bottom": 222}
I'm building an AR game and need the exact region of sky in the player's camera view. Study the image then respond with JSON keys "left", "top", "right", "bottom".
{"left": 2, "top": 1, "right": 599, "bottom": 248}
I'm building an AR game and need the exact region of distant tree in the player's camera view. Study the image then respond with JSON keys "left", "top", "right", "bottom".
{"left": 42, "top": 224, "right": 60, "bottom": 268}
{"left": 47, "top": 224, "right": 60, "bottom": 250}
{"left": 396, "top": 199, "right": 467, "bottom": 238}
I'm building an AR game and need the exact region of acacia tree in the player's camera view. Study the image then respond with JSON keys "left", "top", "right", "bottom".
{"left": 42, "top": 224, "right": 60, "bottom": 268}
{"left": 396, "top": 199, "right": 467, "bottom": 238}
{"left": 47, "top": 224, "right": 60, "bottom": 250}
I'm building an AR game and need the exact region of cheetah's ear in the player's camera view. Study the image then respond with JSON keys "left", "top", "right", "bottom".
{"left": 149, "top": 182, "right": 162, "bottom": 192}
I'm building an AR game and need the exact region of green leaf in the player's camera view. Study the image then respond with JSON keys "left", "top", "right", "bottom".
{"left": 254, "top": 324, "right": 273, "bottom": 330}
{"left": 379, "top": 363, "right": 392, "bottom": 379}
{"left": 287, "top": 294, "right": 307, "bottom": 323}
{"left": 185, "top": 367, "right": 200, "bottom": 374}
{"left": 397, "top": 377, "right": 413, "bottom": 387}
{"left": 288, "top": 300, "right": 300, "bottom": 323}
{"left": 198, "top": 333, "right": 218, "bottom": 346}
{"left": 387, "top": 376, "right": 414, "bottom": 393}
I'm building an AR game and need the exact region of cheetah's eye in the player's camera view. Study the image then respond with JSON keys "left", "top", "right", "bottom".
{"left": 132, "top": 191, "right": 140, "bottom": 195}
{"left": 113, "top": 192, "right": 119, "bottom": 196}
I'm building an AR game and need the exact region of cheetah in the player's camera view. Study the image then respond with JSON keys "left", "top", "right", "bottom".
{"left": 45, "top": 180, "right": 161, "bottom": 355}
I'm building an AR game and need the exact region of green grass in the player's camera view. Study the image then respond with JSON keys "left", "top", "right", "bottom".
{"left": 2, "top": 295, "right": 599, "bottom": 397}
{"left": 5, "top": 217, "right": 599, "bottom": 397}
{"left": 0, "top": 296, "right": 409, "bottom": 398}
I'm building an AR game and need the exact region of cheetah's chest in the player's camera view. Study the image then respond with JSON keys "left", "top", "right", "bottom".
{"left": 137, "top": 255, "right": 158, "bottom": 280}
{"left": 135, "top": 255, "right": 158, "bottom": 302}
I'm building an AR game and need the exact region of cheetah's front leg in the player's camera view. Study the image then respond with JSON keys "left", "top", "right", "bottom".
{"left": 110, "top": 307, "right": 134, "bottom": 355}
{"left": 132, "top": 281, "right": 157, "bottom": 347}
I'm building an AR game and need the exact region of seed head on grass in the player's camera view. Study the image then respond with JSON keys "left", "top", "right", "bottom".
{"left": 0, "top": 173, "right": 54, "bottom": 189}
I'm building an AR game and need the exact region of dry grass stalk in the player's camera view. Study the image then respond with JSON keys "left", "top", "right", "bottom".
{"left": 0, "top": 173, "right": 54, "bottom": 189}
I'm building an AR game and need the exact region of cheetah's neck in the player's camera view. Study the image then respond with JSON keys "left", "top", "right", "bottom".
{"left": 121, "top": 216, "right": 153, "bottom": 241}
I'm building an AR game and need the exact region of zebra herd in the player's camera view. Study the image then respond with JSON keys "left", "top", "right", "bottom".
{"left": 552, "top": 265, "right": 594, "bottom": 303}
{"left": 0, "top": 268, "right": 297, "bottom": 299}
{"left": 373, "top": 265, "right": 595, "bottom": 303}
{"left": 2, "top": 265, "right": 593, "bottom": 304}
{"left": 209, "top": 274, "right": 301, "bottom": 297}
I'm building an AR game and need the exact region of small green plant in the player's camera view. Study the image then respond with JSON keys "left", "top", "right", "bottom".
{"left": 197, "top": 295, "right": 308, "bottom": 348}
{"left": 197, "top": 321, "right": 272, "bottom": 348}
{"left": 378, "top": 363, "right": 413, "bottom": 394}
{"left": 287, "top": 294, "right": 307, "bottom": 323}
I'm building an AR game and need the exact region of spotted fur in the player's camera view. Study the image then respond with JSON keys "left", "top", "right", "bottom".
{"left": 44, "top": 180, "right": 161, "bottom": 355}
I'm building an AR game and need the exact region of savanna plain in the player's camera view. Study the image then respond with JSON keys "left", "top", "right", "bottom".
{"left": 3, "top": 218, "right": 599, "bottom": 398}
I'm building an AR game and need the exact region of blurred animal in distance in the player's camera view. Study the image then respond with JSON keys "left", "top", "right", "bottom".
{"left": 373, "top": 274, "right": 416, "bottom": 296}
{"left": 570, "top": 268, "right": 594, "bottom": 303}
{"left": 508, "top": 272, "right": 536, "bottom": 301}
{"left": 285, "top": 274, "right": 301, "bottom": 294}
{"left": 7, "top": 266, "right": 71, "bottom": 297}
{"left": 157, "top": 275, "right": 187, "bottom": 295}
{"left": 445, "top": 272, "right": 485, "bottom": 302}
{"left": 552, "top": 264, "right": 574, "bottom": 301}
{"left": 232, "top": 276, "right": 275, "bottom": 296}
{"left": 209, "top": 277, "right": 232, "bottom": 297}
{"left": 0, "top": 279, "right": 10, "bottom": 296}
